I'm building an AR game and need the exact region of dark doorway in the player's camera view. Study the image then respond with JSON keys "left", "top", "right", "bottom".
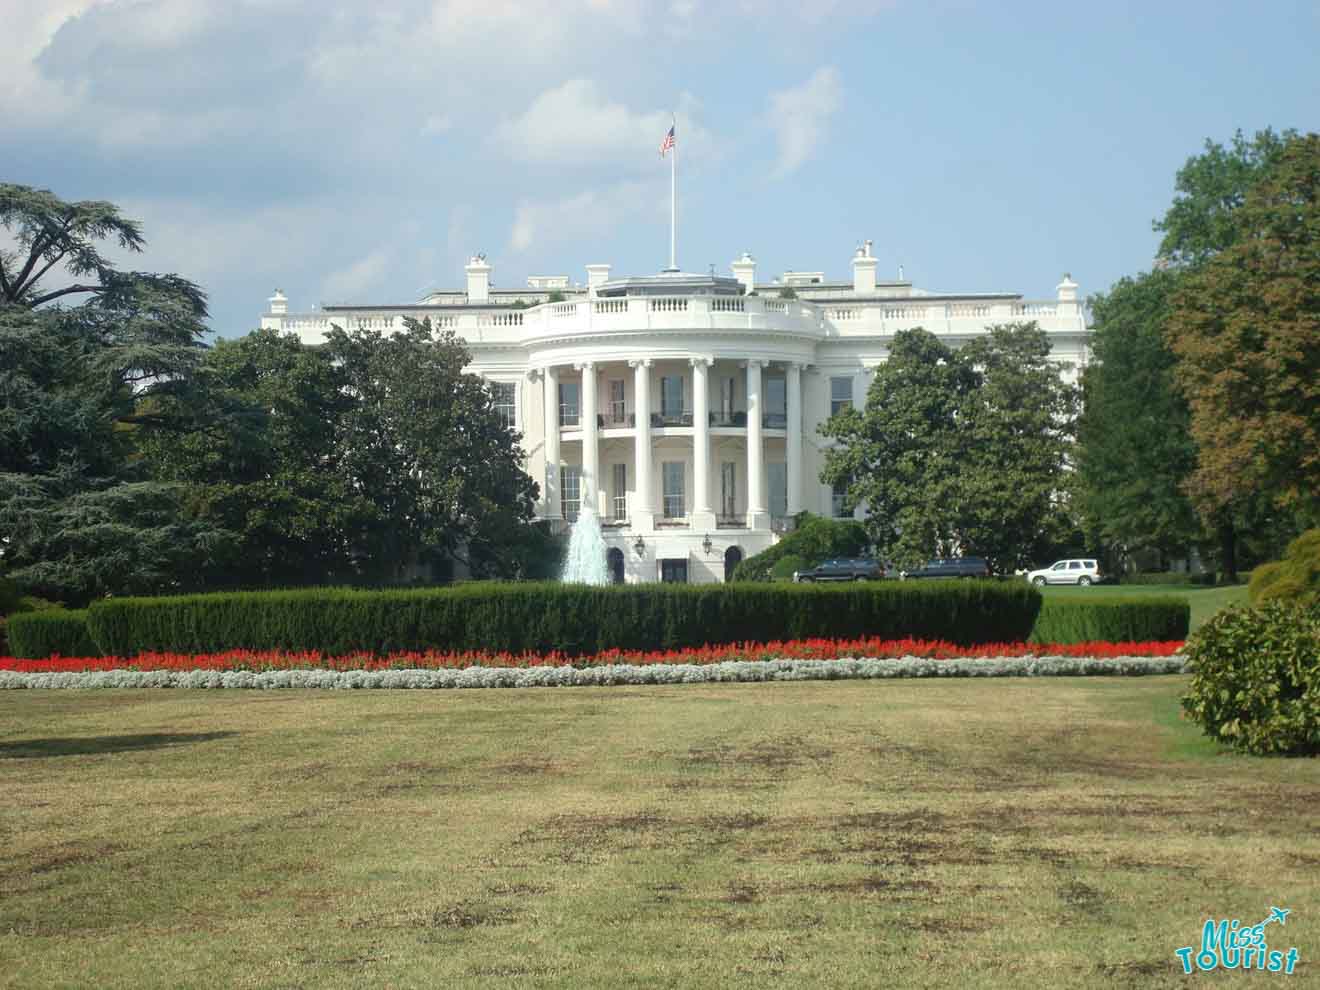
{"left": 607, "top": 547, "right": 625, "bottom": 585}
{"left": 723, "top": 546, "right": 743, "bottom": 582}
{"left": 660, "top": 559, "right": 688, "bottom": 584}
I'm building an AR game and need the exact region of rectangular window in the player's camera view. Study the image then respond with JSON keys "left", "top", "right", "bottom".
{"left": 558, "top": 381, "right": 580, "bottom": 427}
{"left": 832, "top": 479, "right": 849, "bottom": 518}
{"left": 716, "top": 377, "right": 737, "bottom": 426}
{"left": 662, "top": 461, "right": 685, "bottom": 518}
{"left": 608, "top": 380, "right": 626, "bottom": 425}
{"left": 830, "top": 376, "right": 853, "bottom": 417}
{"left": 561, "top": 465, "right": 581, "bottom": 521}
{"left": 660, "top": 375, "right": 684, "bottom": 421}
{"left": 720, "top": 461, "right": 737, "bottom": 518}
{"left": 765, "top": 375, "right": 786, "bottom": 429}
{"left": 611, "top": 462, "right": 627, "bottom": 521}
{"left": 491, "top": 381, "right": 516, "bottom": 429}
{"left": 768, "top": 462, "right": 787, "bottom": 519}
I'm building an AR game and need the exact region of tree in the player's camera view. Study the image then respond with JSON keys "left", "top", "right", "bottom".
{"left": 141, "top": 328, "right": 368, "bottom": 588}
{"left": 820, "top": 324, "right": 1077, "bottom": 573}
{"left": 0, "top": 184, "right": 223, "bottom": 604}
{"left": 1075, "top": 270, "right": 1201, "bottom": 565}
{"left": 324, "top": 318, "right": 540, "bottom": 580}
{"left": 1166, "top": 133, "right": 1320, "bottom": 575}
{"left": 1154, "top": 128, "right": 1297, "bottom": 267}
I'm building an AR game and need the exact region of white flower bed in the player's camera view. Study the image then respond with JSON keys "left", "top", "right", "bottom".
{"left": 0, "top": 655, "right": 1187, "bottom": 691}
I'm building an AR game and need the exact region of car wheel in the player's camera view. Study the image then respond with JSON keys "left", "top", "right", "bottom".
{"left": 1078, "top": 576, "right": 1092, "bottom": 587}
{"left": 1031, "top": 576, "right": 1046, "bottom": 587}
{"left": 799, "top": 576, "right": 813, "bottom": 583}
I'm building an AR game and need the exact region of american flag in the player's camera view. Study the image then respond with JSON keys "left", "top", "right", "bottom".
{"left": 659, "top": 123, "right": 675, "bottom": 158}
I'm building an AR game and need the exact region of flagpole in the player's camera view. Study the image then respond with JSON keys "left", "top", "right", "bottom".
{"left": 669, "top": 113, "right": 677, "bottom": 271}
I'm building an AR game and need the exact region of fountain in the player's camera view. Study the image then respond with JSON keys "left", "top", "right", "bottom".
{"left": 560, "top": 506, "right": 610, "bottom": 584}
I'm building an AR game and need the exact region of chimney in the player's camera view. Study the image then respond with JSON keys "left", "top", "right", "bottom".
{"left": 1056, "top": 272, "right": 1080, "bottom": 319}
{"left": 852, "top": 239, "right": 877, "bottom": 295}
{"left": 585, "top": 263, "right": 611, "bottom": 298}
{"left": 731, "top": 252, "right": 756, "bottom": 294}
{"left": 465, "top": 254, "right": 492, "bottom": 303}
{"left": 268, "top": 289, "right": 288, "bottom": 315}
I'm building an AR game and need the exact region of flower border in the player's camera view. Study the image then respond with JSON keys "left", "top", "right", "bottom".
{"left": 0, "top": 655, "right": 1189, "bottom": 690}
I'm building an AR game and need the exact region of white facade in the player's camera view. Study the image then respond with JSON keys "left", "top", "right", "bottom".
{"left": 261, "top": 243, "right": 1089, "bottom": 583}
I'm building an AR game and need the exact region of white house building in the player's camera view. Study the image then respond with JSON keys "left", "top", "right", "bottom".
{"left": 261, "top": 243, "right": 1089, "bottom": 584}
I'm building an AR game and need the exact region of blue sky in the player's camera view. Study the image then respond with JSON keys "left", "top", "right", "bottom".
{"left": 3, "top": 0, "right": 1317, "bottom": 337}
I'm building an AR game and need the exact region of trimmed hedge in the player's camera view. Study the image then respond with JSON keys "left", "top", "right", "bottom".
{"left": 1181, "top": 600, "right": 1319, "bottom": 756}
{"left": 84, "top": 581, "right": 1044, "bottom": 657}
{"left": 7, "top": 610, "right": 99, "bottom": 659}
{"left": 730, "top": 514, "right": 869, "bottom": 582}
{"left": 1028, "top": 597, "right": 1189, "bottom": 644}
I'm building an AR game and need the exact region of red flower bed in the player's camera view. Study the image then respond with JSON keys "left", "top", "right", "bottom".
{"left": 0, "top": 637, "right": 1183, "bottom": 674}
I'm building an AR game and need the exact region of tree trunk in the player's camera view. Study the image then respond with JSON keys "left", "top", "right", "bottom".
{"left": 1218, "top": 518, "right": 1238, "bottom": 584}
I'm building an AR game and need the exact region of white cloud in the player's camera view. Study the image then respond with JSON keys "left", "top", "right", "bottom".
{"left": 321, "top": 248, "right": 393, "bottom": 302}
{"left": 493, "top": 79, "right": 715, "bottom": 174}
{"left": 509, "top": 178, "right": 662, "bottom": 254}
{"left": 767, "top": 66, "right": 843, "bottom": 178}
{"left": 420, "top": 113, "right": 452, "bottom": 135}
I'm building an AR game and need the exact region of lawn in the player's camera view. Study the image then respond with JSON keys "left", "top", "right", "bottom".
{"left": 2, "top": 678, "right": 1316, "bottom": 988}
{"left": 1040, "top": 582, "right": 1250, "bottom": 632}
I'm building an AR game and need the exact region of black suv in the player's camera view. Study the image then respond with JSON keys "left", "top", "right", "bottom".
{"left": 793, "top": 558, "right": 886, "bottom": 583}
{"left": 900, "top": 557, "right": 991, "bottom": 580}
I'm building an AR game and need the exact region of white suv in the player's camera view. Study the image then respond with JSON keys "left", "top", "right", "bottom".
{"left": 1025, "top": 559, "right": 1103, "bottom": 587}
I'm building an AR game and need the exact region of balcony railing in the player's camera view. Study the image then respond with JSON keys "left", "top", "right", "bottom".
{"left": 762, "top": 413, "right": 787, "bottom": 429}
{"left": 559, "top": 406, "right": 580, "bottom": 427}
{"left": 710, "top": 411, "right": 747, "bottom": 427}
{"left": 600, "top": 411, "right": 635, "bottom": 428}
{"left": 716, "top": 514, "right": 747, "bottom": 528}
{"left": 653, "top": 411, "right": 693, "bottom": 428}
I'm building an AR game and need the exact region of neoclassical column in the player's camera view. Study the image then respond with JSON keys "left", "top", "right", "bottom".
{"left": 787, "top": 362, "right": 804, "bottom": 516}
{"left": 577, "top": 361, "right": 599, "bottom": 516}
{"left": 690, "top": 356, "right": 715, "bottom": 530}
{"left": 745, "top": 359, "right": 767, "bottom": 527}
{"left": 542, "top": 365, "right": 560, "bottom": 520}
{"left": 629, "top": 358, "right": 655, "bottom": 532}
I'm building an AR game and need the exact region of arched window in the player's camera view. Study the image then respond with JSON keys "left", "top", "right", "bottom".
{"left": 607, "top": 547, "right": 625, "bottom": 585}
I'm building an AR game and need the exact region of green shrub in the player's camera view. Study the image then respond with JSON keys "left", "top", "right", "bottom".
{"left": 769, "top": 555, "right": 806, "bottom": 582}
{"left": 1181, "top": 600, "right": 1320, "bottom": 756}
{"left": 7, "top": 610, "right": 99, "bottom": 659}
{"left": 1028, "top": 597, "right": 1189, "bottom": 644}
{"left": 732, "top": 514, "right": 869, "bottom": 582}
{"left": 1249, "top": 529, "right": 1320, "bottom": 606}
{"left": 84, "top": 581, "right": 1043, "bottom": 656}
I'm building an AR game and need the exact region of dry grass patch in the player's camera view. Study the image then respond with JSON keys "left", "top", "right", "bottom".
{"left": 0, "top": 677, "right": 1317, "bottom": 988}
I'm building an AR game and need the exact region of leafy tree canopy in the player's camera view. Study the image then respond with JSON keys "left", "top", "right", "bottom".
{"left": 821, "top": 324, "right": 1078, "bottom": 573}
{"left": 1075, "top": 269, "right": 1200, "bottom": 561}
{"left": 1153, "top": 127, "right": 1297, "bottom": 268}
{"left": 1166, "top": 133, "right": 1320, "bottom": 528}
{"left": 0, "top": 184, "right": 220, "bottom": 604}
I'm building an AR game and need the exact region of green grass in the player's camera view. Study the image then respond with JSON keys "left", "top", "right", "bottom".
{"left": 2, "top": 678, "right": 1317, "bottom": 988}
{"left": 1041, "top": 582, "right": 1249, "bottom": 632}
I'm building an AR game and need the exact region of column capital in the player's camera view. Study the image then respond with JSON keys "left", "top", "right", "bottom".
{"left": 688, "top": 356, "right": 714, "bottom": 369}
{"left": 628, "top": 358, "right": 653, "bottom": 369}
{"left": 526, "top": 367, "right": 543, "bottom": 381}
{"left": 573, "top": 360, "right": 595, "bottom": 372}
{"left": 740, "top": 358, "right": 767, "bottom": 370}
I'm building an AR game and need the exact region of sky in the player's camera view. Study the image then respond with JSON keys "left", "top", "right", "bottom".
{"left": 3, "top": 0, "right": 1317, "bottom": 337}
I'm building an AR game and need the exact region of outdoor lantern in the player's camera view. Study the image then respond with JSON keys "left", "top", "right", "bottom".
{"left": 702, "top": 534, "right": 714, "bottom": 556}
{"left": 633, "top": 535, "right": 646, "bottom": 556}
